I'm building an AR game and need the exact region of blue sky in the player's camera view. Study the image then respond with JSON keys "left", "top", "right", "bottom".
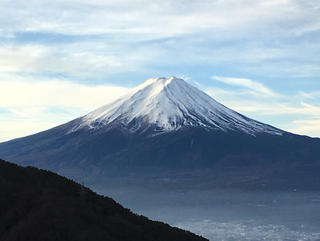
{"left": 0, "top": 0, "right": 320, "bottom": 142}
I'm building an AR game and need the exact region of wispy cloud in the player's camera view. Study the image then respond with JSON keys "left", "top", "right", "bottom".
{"left": 0, "top": 0, "right": 320, "bottom": 79}
{"left": 211, "top": 76, "right": 275, "bottom": 96}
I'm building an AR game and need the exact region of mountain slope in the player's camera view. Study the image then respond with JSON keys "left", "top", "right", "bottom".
{"left": 0, "top": 77, "right": 319, "bottom": 190}
{"left": 0, "top": 158, "right": 207, "bottom": 241}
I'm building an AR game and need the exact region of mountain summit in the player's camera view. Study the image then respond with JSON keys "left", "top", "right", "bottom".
{"left": 0, "top": 77, "right": 319, "bottom": 190}
{"left": 70, "top": 77, "right": 282, "bottom": 136}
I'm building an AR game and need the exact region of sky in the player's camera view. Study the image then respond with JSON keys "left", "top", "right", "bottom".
{"left": 0, "top": 0, "right": 320, "bottom": 142}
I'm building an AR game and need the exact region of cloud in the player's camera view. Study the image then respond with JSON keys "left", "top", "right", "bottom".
{"left": 0, "top": 121, "right": 60, "bottom": 142}
{"left": 287, "top": 119, "right": 320, "bottom": 138}
{"left": 197, "top": 77, "right": 320, "bottom": 137}
{"left": 0, "top": 79, "right": 131, "bottom": 109}
{"left": 0, "top": 44, "right": 142, "bottom": 76}
{"left": 1, "top": 0, "right": 318, "bottom": 39}
{"left": 211, "top": 76, "right": 275, "bottom": 96}
{"left": 232, "top": 102, "right": 320, "bottom": 117}
{"left": 207, "top": 76, "right": 320, "bottom": 117}
{"left": 1, "top": 0, "right": 320, "bottom": 79}
{"left": 0, "top": 79, "right": 131, "bottom": 142}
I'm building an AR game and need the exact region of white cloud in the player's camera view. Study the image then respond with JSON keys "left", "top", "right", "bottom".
{"left": 231, "top": 102, "right": 320, "bottom": 117}
{"left": 287, "top": 119, "right": 320, "bottom": 138}
{"left": 211, "top": 76, "right": 275, "bottom": 96}
{"left": 0, "top": 79, "right": 131, "bottom": 109}
{"left": 0, "top": 121, "right": 60, "bottom": 142}
{"left": 0, "top": 0, "right": 318, "bottom": 38}
{"left": 0, "top": 44, "right": 136, "bottom": 76}
{"left": 197, "top": 77, "right": 320, "bottom": 137}
{"left": 0, "top": 79, "right": 131, "bottom": 142}
{"left": 206, "top": 77, "right": 320, "bottom": 116}
{"left": 0, "top": 0, "right": 319, "bottom": 79}
{"left": 0, "top": 45, "right": 46, "bottom": 72}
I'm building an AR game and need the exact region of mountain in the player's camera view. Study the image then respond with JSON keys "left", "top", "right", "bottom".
{"left": 69, "top": 76, "right": 283, "bottom": 136}
{"left": 0, "top": 77, "right": 320, "bottom": 190}
{"left": 0, "top": 158, "right": 207, "bottom": 241}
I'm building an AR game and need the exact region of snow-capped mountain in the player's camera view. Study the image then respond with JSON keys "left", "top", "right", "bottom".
{"left": 0, "top": 77, "right": 319, "bottom": 190}
{"left": 70, "top": 76, "right": 283, "bottom": 136}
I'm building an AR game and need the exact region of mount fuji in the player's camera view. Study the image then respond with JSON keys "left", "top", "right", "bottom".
{"left": 0, "top": 77, "right": 320, "bottom": 190}
{"left": 69, "top": 76, "right": 283, "bottom": 136}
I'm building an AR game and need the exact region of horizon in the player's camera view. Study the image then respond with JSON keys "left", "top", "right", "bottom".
{"left": 0, "top": 0, "right": 320, "bottom": 142}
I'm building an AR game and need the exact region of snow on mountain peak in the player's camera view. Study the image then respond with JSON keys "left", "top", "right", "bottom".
{"left": 131, "top": 76, "right": 181, "bottom": 94}
{"left": 69, "top": 77, "right": 283, "bottom": 136}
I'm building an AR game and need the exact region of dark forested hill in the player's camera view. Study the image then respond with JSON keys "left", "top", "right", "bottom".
{"left": 0, "top": 159, "right": 207, "bottom": 241}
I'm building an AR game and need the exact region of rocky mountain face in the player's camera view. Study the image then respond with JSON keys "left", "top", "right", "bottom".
{"left": 0, "top": 77, "right": 320, "bottom": 190}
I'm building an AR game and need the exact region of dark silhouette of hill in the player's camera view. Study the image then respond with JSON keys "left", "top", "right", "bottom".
{"left": 0, "top": 159, "right": 207, "bottom": 241}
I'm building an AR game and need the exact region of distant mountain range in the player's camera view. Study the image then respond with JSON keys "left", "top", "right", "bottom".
{"left": 0, "top": 77, "right": 320, "bottom": 190}
{"left": 0, "top": 158, "right": 206, "bottom": 241}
